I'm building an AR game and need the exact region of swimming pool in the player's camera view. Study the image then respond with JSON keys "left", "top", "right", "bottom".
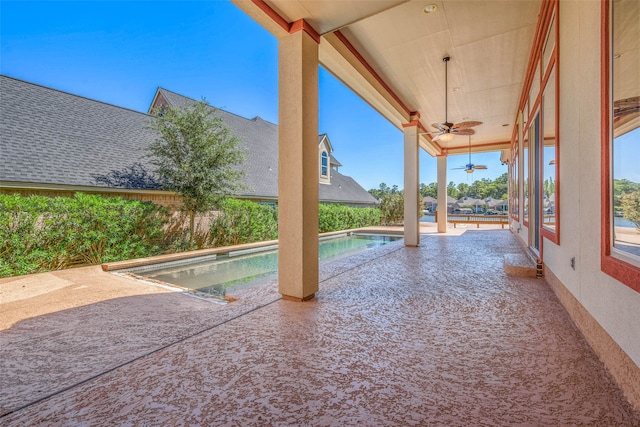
{"left": 124, "top": 233, "right": 401, "bottom": 299}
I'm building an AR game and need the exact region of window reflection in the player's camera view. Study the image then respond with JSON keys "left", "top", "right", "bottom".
{"left": 612, "top": 0, "right": 640, "bottom": 258}
{"left": 523, "top": 132, "right": 529, "bottom": 224}
{"left": 543, "top": 66, "right": 557, "bottom": 231}
{"left": 512, "top": 143, "right": 519, "bottom": 219}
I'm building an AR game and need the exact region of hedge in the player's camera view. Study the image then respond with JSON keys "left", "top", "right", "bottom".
{"left": 0, "top": 193, "right": 167, "bottom": 277}
{"left": 209, "top": 199, "right": 279, "bottom": 247}
{"left": 1, "top": 194, "right": 381, "bottom": 278}
{"left": 318, "top": 204, "right": 380, "bottom": 232}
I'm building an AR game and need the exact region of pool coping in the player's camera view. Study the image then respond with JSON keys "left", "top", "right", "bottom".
{"left": 101, "top": 227, "right": 404, "bottom": 272}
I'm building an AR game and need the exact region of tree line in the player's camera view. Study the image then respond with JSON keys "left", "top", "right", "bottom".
{"left": 369, "top": 172, "right": 509, "bottom": 201}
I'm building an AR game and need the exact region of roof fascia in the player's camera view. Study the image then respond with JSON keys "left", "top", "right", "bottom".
{"left": 147, "top": 88, "right": 163, "bottom": 115}
{"left": 319, "top": 134, "right": 334, "bottom": 153}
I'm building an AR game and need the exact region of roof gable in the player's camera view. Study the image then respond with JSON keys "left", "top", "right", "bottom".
{"left": 1, "top": 76, "right": 376, "bottom": 205}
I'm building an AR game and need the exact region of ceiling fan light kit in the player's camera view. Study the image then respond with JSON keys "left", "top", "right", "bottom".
{"left": 439, "top": 132, "right": 455, "bottom": 142}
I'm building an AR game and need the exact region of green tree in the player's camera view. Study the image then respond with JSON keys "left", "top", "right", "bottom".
{"left": 456, "top": 182, "right": 470, "bottom": 197}
{"left": 614, "top": 179, "right": 640, "bottom": 208}
{"left": 621, "top": 191, "right": 640, "bottom": 230}
{"left": 369, "top": 182, "right": 402, "bottom": 199}
{"left": 490, "top": 173, "right": 509, "bottom": 199}
{"left": 369, "top": 182, "right": 390, "bottom": 199}
{"left": 149, "top": 100, "right": 245, "bottom": 242}
{"left": 447, "top": 181, "right": 460, "bottom": 199}
{"left": 420, "top": 182, "right": 438, "bottom": 198}
{"left": 543, "top": 177, "right": 556, "bottom": 198}
{"left": 379, "top": 193, "right": 404, "bottom": 225}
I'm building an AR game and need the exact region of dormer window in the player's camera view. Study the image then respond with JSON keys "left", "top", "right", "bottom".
{"left": 321, "top": 151, "right": 328, "bottom": 177}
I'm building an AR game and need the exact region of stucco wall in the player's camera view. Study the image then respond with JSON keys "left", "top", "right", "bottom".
{"left": 544, "top": 0, "right": 640, "bottom": 370}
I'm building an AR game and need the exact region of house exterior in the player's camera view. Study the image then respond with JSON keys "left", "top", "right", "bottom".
{"left": 0, "top": 76, "right": 377, "bottom": 208}
{"left": 147, "top": 87, "right": 375, "bottom": 207}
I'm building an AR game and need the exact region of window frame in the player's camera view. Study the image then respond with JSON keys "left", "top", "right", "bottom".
{"left": 515, "top": 1, "right": 559, "bottom": 247}
{"left": 600, "top": 0, "right": 640, "bottom": 292}
{"left": 511, "top": 139, "right": 519, "bottom": 222}
{"left": 321, "top": 151, "right": 328, "bottom": 177}
{"left": 523, "top": 126, "right": 530, "bottom": 227}
{"left": 539, "top": 9, "right": 560, "bottom": 244}
{"left": 540, "top": 59, "right": 559, "bottom": 243}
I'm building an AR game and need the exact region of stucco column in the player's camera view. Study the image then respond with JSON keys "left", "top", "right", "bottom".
{"left": 403, "top": 120, "right": 420, "bottom": 246}
{"left": 277, "top": 24, "right": 319, "bottom": 301}
{"left": 437, "top": 155, "right": 448, "bottom": 233}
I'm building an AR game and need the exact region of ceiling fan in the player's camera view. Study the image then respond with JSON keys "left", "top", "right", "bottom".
{"left": 453, "top": 135, "right": 487, "bottom": 174}
{"left": 428, "top": 56, "right": 482, "bottom": 142}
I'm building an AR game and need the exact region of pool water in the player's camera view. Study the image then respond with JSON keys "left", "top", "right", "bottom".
{"left": 136, "top": 234, "right": 400, "bottom": 298}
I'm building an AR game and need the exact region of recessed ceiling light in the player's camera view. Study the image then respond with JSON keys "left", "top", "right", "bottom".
{"left": 462, "top": 116, "right": 470, "bottom": 120}
{"left": 613, "top": 53, "right": 623, "bottom": 59}
{"left": 502, "top": 123, "right": 510, "bottom": 127}
{"left": 423, "top": 4, "right": 437, "bottom": 14}
{"left": 453, "top": 87, "right": 461, "bottom": 92}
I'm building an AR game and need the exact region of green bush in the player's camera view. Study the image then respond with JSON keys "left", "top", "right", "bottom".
{"left": 210, "top": 200, "right": 379, "bottom": 247}
{"left": 209, "top": 199, "right": 278, "bottom": 247}
{"left": 379, "top": 193, "right": 404, "bottom": 225}
{"left": 318, "top": 204, "right": 380, "bottom": 232}
{"left": 0, "top": 193, "right": 167, "bottom": 277}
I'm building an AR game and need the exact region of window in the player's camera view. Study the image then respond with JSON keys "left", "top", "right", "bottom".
{"left": 511, "top": 139, "right": 519, "bottom": 220}
{"left": 542, "top": 14, "right": 556, "bottom": 73}
{"left": 540, "top": 11, "right": 559, "bottom": 242}
{"left": 321, "top": 151, "right": 328, "bottom": 177}
{"left": 516, "top": 1, "right": 558, "bottom": 247}
{"left": 523, "top": 129, "right": 529, "bottom": 225}
{"left": 602, "top": 0, "right": 640, "bottom": 291}
{"left": 542, "top": 65, "right": 558, "bottom": 239}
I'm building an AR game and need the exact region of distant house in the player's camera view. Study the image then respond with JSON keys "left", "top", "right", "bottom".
{"left": 422, "top": 196, "right": 436, "bottom": 212}
{"left": 422, "top": 195, "right": 456, "bottom": 213}
{"left": 0, "top": 76, "right": 377, "bottom": 208}
{"left": 452, "top": 196, "right": 486, "bottom": 214}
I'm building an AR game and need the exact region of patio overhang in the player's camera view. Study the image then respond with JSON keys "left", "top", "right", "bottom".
{"left": 232, "top": 0, "right": 540, "bottom": 156}
{"left": 231, "top": 0, "right": 542, "bottom": 299}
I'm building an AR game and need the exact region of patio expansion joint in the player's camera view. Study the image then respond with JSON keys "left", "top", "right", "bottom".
{"left": 0, "top": 295, "right": 282, "bottom": 420}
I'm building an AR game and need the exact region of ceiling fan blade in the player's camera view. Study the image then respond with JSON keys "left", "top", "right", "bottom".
{"left": 452, "top": 121, "right": 483, "bottom": 129}
{"left": 473, "top": 165, "right": 488, "bottom": 170}
{"left": 452, "top": 128, "right": 475, "bottom": 136}
{"left": 451, "top": 167, "right": 467, "bottom": 170}
{"left": 431, "top": 123, "right": 450, "bottom": 132}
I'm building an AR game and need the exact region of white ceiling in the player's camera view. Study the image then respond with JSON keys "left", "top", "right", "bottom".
{"left": 232, "top": 0, "right": 542, "bottom": 156}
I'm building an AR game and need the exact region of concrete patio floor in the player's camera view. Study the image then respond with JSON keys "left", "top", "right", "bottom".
{"left": 1, "top": 227, "right": 640, "bottom": 426}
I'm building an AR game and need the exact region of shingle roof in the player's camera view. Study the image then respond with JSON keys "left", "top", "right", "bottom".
{"left": 318, "top": 171, "right": 378, "bottom": 204}
{"left": 0, "top": 76, "right": 376, "bottom": 206}
{"left": 0, "top": 75, "right": 157, "bottom": 188}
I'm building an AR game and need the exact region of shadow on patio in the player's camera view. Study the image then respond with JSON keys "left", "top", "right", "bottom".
{"left": 1, "top": 229, "right": 639, "bottom": 425}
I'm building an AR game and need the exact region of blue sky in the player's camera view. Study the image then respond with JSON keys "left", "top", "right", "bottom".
{"left": 1, "top": 0, "right": 508, "bottom": 191}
